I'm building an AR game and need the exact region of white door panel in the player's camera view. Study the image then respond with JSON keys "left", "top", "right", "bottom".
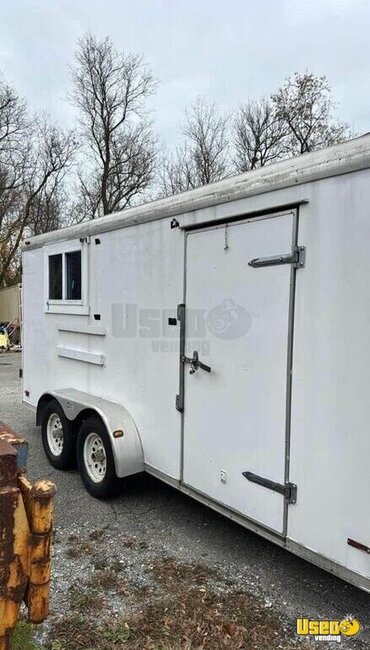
{"left": 183, "top": 214, "right": 293, "bottom": 533}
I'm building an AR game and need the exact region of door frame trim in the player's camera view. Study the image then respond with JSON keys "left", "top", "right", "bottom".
{"left": 180, "top": 199, "right": 308, "bottom": 232}
{"left": 283, "top": 207, "right": 299, "bottom": 536}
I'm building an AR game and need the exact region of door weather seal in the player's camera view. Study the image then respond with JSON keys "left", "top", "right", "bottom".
{"left": 242, "top": 471, "right": 297, "bottom": 505}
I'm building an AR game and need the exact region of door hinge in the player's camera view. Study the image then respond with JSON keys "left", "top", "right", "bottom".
{"left": 285, "top": 482, "right": 297, "bottom": 505}
{"left": 248, "top": 246, "right": 306, "bottom": 269}
{"left": 242, "top": 471, "right": 297, "bottom": 505}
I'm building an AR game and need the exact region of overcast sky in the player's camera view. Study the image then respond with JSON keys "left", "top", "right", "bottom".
{"left": 1, "top": 0, "right": 369, "bottom": 148}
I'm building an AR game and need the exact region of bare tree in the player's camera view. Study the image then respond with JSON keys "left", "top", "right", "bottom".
{"left": 0, "top": 98, "right": 77, "bottom": 286}
{"left": 26, "top": 130, "right": 76, "bottom": 237}
{"left": 0, "top": 77, "right": 29, "bottom": 204}
{"left": 0, "top": 76, "right": 28, "bottom": 158}
{"left": 233, "top": 99, "right": 286, "bottom": 172}
{"left": 184, "top": 98, "right": 229, "bottom": 184}
{"left": 71, "top": 34, "right": 157, "bottom": 218}
{"left": 160, "top": 146, "right": 197, "bottom": 196}
{"left": 160, "top": 98, "right": 229, "bottom": 196}
{"left": 0, "top": 78, "right": 30, "bottom": 286}
{"left": 272, "top": 72, "right": 350, "bottom": 155}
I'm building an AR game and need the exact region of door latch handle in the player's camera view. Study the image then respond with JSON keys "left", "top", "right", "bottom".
{"left": 182, "top": 350, "right": 211, "bottom": 374}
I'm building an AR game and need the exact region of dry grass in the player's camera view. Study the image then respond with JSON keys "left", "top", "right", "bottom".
{"left": 46, "top": 557, "right": 309, "bottom": 650}
{"left": 68, "top": 584, "right": 105, "bottom": 612}
{"left": 127, "top": 587, "right": 282, "bottom": 649}
{"left": 65, "top": 536, "right": 94, "bottom": 559}
{"left": 88, "top": 529, "right": 106, "bottom": 542}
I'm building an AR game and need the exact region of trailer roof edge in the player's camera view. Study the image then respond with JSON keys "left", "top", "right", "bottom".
{"left": 22, "top": 134, "right": 370, "bottom": 251}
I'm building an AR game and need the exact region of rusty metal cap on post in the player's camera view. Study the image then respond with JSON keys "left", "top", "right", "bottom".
{"left": 30, "top": 480, "right": 57, "bottom": 500}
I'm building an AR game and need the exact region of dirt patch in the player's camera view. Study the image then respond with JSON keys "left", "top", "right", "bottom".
{"left": 65, "top": 534, "right": 95, "bottom": 559}
{"left": 42, "top": 545, "right": 311, "bottom": 650}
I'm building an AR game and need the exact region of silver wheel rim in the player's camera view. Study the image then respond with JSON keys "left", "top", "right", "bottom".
{"left": 47, "top": 413, "right": 64, "bottom": 457}
{"left": 83, "top": 432, "right": 107, "bottom": 483}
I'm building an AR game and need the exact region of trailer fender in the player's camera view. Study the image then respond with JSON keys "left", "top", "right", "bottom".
{"left": 36, "top": 389, "right": 144, "bottom": 478}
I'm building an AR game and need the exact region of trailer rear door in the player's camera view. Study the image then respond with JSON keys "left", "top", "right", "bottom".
{"left": 182, "top": 212, "right": 296, "bottom": 534}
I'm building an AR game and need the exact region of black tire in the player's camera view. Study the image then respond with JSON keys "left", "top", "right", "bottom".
{"left": 76, "top": 415, "right": 118, "bottom": 499}
{"left": 41, "top": 399, "right": 76, "bottom": 470}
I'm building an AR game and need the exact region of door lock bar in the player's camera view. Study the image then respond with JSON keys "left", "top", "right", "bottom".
{"left": 243, "top": 471, "right": 297, "bottom": 504}
{"left": 248, "top": 246, "right": 306, "bottom": 269}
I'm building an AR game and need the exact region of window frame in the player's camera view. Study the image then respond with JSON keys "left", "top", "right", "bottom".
{"left": 44, "top": 239, "right": 89, "bottom": 315}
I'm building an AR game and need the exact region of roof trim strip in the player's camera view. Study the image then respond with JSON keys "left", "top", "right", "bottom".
{"left": 23, "top": 135, "right": 370, "bottom": 251}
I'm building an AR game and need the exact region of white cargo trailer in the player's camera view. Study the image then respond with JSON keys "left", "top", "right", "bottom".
{"left": 22, "top": 136, "right": 370, "bottom": 592}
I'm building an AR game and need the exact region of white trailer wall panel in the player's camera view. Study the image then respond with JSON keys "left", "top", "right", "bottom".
{"left": 288, "top": 169, "right": 370, "bottom": 578}
{"left": 23, "top": 219, "right": 184, "bottom": 479}
{"left": 88, "top": 219, "right": 184, "bottom": 477}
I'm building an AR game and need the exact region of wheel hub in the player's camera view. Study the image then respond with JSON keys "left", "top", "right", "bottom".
{"left": 83, "top": 432, "right": 107, "bottom": 483}
{"left": 46, "top": 413, "right": 64, "bottom": 457}
{"left": 92, "top": 449, "right": 105, "bottom": 463}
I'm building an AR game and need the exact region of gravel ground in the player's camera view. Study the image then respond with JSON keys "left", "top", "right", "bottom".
{"left": 1, "top": 351, "right": 369, "bottom": 648}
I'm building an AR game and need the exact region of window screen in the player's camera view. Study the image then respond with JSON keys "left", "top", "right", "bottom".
{"left": 66, "top": 250, "right": 82, "bottom": 300}
{"left": 49, "top": 254, "right": 62, "bottom": 299}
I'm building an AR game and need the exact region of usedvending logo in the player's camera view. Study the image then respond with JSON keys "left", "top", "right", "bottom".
{"left": 297, "top": 617, "right": 360, "bottom": 642}
{"left": 207, "top": 299, "right": 251, "bottom": 339}
{"left": 112, "top": 298, "right": 251, "bottom": 340}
